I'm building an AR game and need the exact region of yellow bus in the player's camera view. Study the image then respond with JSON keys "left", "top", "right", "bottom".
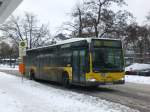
{"left": 24, "top": 38, "right": 125, "bottom": 87}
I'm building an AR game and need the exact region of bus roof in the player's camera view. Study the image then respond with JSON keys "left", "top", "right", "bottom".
{"left": 27, "top": 37, "right": 121, "bottom": 52}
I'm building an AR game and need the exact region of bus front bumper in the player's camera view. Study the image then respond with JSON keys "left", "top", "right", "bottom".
{"left": 86, "top": 80, "right": 125, "bottom": 86}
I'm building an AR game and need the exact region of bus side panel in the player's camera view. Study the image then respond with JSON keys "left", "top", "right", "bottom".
{"left": 42, "top": 67, "right": 63, "bottom": 82}
{"left": 24, "top": 52, "right": 40, "bottom": 79}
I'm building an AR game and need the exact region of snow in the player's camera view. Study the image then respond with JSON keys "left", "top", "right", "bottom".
{"left": 56, "top": 37, "right": 120, "bottom": 45}
{"left": 125, "top": 63, "right": 150, "bottom": 71}
{"left": 125, "top": 75, "right": 150, "bottom": 85}
{"left": 0, "top": 72, "right": 138, "bottom": 112}
{"left": 27, "top": 37, "right": 121, "bottom": 51}
{"left": 56, "top": 37, "right": 91, "bottom": 44}
{"left": 0, "top": 64, "right": 18, "bottom": 70}
{"left": 27, "top": 38, "right": 90, "bottom": 51}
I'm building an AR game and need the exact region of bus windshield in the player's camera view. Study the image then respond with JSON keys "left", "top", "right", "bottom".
{"left": 92, "top": 48, "right": 124, "bottom": 72}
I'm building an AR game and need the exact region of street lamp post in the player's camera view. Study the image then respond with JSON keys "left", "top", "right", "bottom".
{"left": 138, "top": 36, "right": 143, "bottom": 63}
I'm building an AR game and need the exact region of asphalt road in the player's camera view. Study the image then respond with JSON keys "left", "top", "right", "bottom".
{"left": 87, "top": 83, "right": 150, "bottom": 112}
{"left": 0, "top": 69, "right": 150, "bottom": 112}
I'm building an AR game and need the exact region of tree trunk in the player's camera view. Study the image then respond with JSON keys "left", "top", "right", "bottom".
{"left": 78, "top": 8, "right": 83, "bottom": 37}
{"left": 94, "top": 24, "right": 99, "bottom": 38}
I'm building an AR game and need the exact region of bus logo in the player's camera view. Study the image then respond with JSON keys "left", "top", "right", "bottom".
{"left": 101, "top": 73, "right": 106, "bottom": 77}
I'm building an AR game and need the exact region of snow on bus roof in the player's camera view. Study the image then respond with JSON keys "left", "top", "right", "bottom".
{"left": 56, "top": 37, "right": 120, "bottom": 45}
{"left": 27, "top": 37, "right": 121, "bottom": 51}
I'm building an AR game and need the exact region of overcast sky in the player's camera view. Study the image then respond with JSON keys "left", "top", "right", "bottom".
{"left": 13, "top": 0, "right": 150, "bottom": 35}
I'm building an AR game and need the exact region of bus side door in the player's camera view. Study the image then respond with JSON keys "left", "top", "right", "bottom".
{"left": 36, "top": 56, "right": 43, "bottom": 79}
{"left": 79, "top": 50, "right": 86, "bottom": 83}
{"left": 72, "top": 51, "right": 80, "bottom": 83}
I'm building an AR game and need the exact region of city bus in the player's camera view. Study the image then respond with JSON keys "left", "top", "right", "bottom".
{"left": 24, "top": 38, "right": 125, "bottom": 87}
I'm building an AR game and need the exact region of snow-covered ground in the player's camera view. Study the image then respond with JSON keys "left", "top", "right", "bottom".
{"left": 0, "top": 72, "right": 138, "bottom": 112}
{"left": 0, "top": 64, "right": 18, "bottom": 70}
{"left": 125, "top": 75, "right": 150, "bottom": 85}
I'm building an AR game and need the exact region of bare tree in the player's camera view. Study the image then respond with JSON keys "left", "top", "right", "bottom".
{"left": 124, "top": 23, "right": 150, "bottom": 63}
{"left": 0, "top": 41, "right": 19, "bottom": 66}
{"left": 0, "top": 13, "right": 51, "bottom": 49}
{"left": 61, "top": 0, "right": 132, "bottom": 38}
{"left": 74, "top": 7, "right": 83, "bottom": 37}
{"left": 145, "top": 12, "right": 150, "bottom": 53}
{"left": 0, "top": 41, "right": 11, "bottom": 59}
{"left": 82, "top": 0, "right": 126, "bottom": 37}
{"left": 60, "top": 3, "right": 86, "bottom": 37}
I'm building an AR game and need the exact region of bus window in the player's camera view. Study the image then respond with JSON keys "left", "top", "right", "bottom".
{"left": 92, "top": 48, "right": 123, "bottom": 72}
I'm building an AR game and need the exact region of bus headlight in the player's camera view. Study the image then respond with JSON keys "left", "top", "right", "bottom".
{"left": 121, "top": 77, "right": 125, "bottom": 81}
{"left": 87, "top": 78, "right": 97, "bottom": 82}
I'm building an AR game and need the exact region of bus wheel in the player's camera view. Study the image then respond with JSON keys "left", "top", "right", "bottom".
{"left": 29, "top": 71, "right": 35, "bottom": 80}
{"left": 62, "top": 73, "right": 70, "bottom": 88}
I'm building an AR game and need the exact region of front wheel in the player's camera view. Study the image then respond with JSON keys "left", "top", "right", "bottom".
{"left": 62, "top": 74, "right": 70, "bottom": 88}
{"left": 29, "top": 71, "right": 35, "bottom": 80}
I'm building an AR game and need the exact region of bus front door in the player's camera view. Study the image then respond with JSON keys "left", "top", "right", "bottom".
{"left": 72, "top": 50, "right": 86, "bottom": 84}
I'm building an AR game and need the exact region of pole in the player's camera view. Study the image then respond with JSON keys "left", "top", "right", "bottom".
{"left": 19, "top": 57, "right": 25, "bottom": 83}
{"left": 19, "top": 41, "right": 27, "bottom": 83}
{"left": 21, "top": 57, "right": 24, "bottom": 83}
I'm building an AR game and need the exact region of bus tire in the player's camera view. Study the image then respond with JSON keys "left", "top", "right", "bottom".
{"left": 62, "top": 73, "right": 70, "bottom": 88}
{"left": 29, "top": 70, "right": 35, "bottom": 80}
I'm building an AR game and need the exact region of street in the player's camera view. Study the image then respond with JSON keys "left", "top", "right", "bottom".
{"left": 87, "top": 83, "right": 150, "bottom": 112}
